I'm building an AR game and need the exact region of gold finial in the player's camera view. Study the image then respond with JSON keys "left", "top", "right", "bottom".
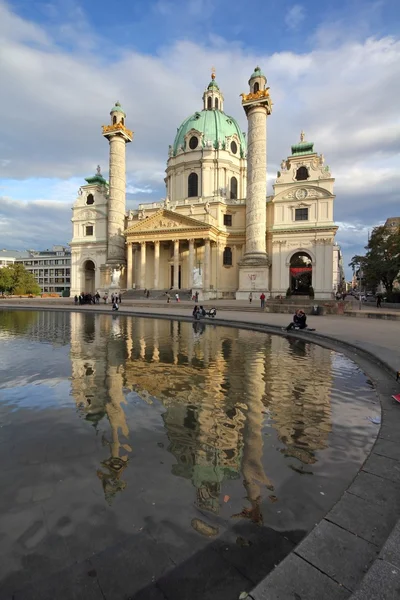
{"left": 300, "top": 130, "right": 305, "bottom": 142}
{"left": 211, "top": 66, "right": 216, "bottom": 80}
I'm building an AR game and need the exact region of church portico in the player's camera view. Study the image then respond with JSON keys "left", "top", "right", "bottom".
{"left": 71, "top": 72, "right": 338, "bottom": 301}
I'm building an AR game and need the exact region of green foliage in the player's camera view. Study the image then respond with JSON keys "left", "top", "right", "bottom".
{"left": 0, "top": 267, "right": 12, "bottom": 294}
{"left": 349, "top": 225, "right": 400, "bottom": 294}
{"left": 0, "top": 264, "right": 41, "bottom": 295}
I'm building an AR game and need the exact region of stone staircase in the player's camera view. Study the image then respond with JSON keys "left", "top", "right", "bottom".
{"left": 123, "top": 288, "right": 193, "bottom": 301}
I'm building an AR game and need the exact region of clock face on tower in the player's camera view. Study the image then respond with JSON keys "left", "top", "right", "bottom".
{"left": 295, "top": 188, "right": 307, "bottom": 200}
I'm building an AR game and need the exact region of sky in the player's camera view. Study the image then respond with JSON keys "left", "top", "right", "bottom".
{"left": 0, "top": 0, "right": 399, "bottom": 277}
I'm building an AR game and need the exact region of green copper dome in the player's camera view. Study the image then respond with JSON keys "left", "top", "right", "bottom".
{"left": 207, "top": 79, "right": 220, "bottom": 90}
{"left": 172, "top": 110, "right": 247, "bottom": 157}
{"left": 249, "top": 66, "right": 266, "bottom": 80}
{"left": 110, "top": 101, "right": 125, "bottom": 116}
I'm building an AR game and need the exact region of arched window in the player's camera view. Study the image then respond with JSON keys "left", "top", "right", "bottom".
{"left": 253, "top": 82, "right": 260, "bottom": 93}
{"left": 188, "top": 172, "right": 198, "bottom": 197}
{"left": 296, "top": 166, "right": 309, "bottom": 181}
{"left": 230, "top": 177, "right": 238, "bottom": 200}
{"left": 86, "top": 193, "right": 94, "bottom": 205}
{"left": 207, "top": 97, "right": 212, "bottom": 110}
{"left": 215, "top": 98, "right": 219, "bottom": 110}
{"left": 113, "top": 116, "right": 117, "bottom": 124}
{"left": 223, "top": 247, "right": 232, "bottom": 266}
{"left": 121, "top": 117, "right": 124, "bottom": 125}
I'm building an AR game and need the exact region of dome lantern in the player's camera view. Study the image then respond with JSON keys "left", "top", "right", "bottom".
{"left": 202, "top": 68, "right": 224, "bottom": 112}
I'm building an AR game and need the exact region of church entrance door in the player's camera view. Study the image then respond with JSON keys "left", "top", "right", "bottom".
{"left": 170, "top": 265, "right": 182, "bottom": 289}
{"left": 289, "top": 252, "right": 312, "bottom": 295}
{"left": 83, "top": 260, "right": 95, "bottom": 294}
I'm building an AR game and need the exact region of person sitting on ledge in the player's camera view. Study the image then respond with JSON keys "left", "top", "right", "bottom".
{"left": 192, "top": 305, "right": 200, "bottom": 320}
{"left": 285, "top": 309, "right": 307, "bottom": 331}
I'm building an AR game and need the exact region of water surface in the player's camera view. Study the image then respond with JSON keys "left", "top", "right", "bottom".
{"left": 0, "top": 310, "right": 380, "bottom": 599}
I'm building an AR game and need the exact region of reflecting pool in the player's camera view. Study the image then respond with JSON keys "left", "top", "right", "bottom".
{"left": 0, "top": 310, "right": 380, "bottom": 599}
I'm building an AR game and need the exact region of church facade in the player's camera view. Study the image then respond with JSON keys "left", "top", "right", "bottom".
{"left": 70, "top": 68, "right": 337, "bottom": 300}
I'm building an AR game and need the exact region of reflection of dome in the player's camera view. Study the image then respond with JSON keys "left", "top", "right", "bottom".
{"left": 172, "top": 110, "right": 246, "bottom": 157}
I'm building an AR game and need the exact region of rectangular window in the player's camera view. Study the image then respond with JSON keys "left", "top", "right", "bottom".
{"left": 224, "top": 214, "right": 232, "bottom": 226}
{"left": 86, "top": 225, "right": 94, "bottom": 236}
{"left": 295, "top": 208, "right": 309, "bottom": 221}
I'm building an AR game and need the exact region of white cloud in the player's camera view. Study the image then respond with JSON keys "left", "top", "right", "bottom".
{"left": 284, "top": 4, "right": 305, "bottom": 31}
{"left": 0, "top": 0, "right": 399, "bottom": 267}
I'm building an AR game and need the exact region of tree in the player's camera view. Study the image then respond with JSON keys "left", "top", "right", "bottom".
{"left": 0, "top": 267, "right": 12, "bottom": 295}
{"left": 5, "top": 264, "right": 41, "bottom": 295}
{"left": 349, "top": 225, "right": 400, "bottom": 294}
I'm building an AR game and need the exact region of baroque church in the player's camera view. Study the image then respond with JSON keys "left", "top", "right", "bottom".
{"left": 70, "top": 68, "right": 337, "bottom": 300}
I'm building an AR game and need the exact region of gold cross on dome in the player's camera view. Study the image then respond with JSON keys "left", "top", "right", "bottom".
{"left": 211, "top": 66, "right": 216, "bottom": 80}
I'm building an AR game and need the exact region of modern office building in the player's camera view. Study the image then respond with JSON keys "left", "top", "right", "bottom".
{"left": 0, "top": 246, "right": 71, "bottom": 295}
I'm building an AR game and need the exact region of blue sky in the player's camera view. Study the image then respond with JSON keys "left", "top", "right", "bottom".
{"left": 0, "top": 0, "right": 400, "bottom": 276}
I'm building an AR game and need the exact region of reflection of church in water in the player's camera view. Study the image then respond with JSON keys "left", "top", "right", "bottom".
{"left": 69, "top": 314, "right": 334, "bottom": 512}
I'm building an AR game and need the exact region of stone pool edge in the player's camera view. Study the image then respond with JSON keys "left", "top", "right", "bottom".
{"left": 2, "top": 305, "right": 400, "bottom": 599}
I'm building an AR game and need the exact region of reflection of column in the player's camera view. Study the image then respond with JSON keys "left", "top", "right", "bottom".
{"left": 204, "top": 239, "right": 211, "bottom": 291}
{"left": 154, "top": 241, "right": 160, "bottom": 290}
{"left": 241, "top": 340, "right": 273, "bottom": 524}
{"left": 152, "top": 319, "right": 160, "bottom": 362}
{"left": 188, "top": 239, "right": 195, "bottom": 288}
{"left": 140, "top": 242, "right": 146, "bottom": 289}
{"left": 127, "top": 242, "right": 132, "bottom": 289}
{"left": 173, "top": 239, "right": 179, "bottom": 289}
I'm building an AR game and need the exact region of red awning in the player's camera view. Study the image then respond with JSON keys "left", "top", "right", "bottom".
{"left": 290, "top": 267, "right": 312, "bottom": 276}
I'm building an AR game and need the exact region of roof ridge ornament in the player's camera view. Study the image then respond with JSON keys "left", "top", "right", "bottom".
{"left": 300, "top": 130, "right": 305, "bottom": 142}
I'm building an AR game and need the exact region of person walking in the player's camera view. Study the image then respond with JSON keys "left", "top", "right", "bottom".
{"left": 166, "top": 292, "right": 171, "bottom": 303}
{"left": 118, "top": 293, "right": 122, "bottom": 304}
{"left": 260, "top": 292, "right": 266, "bottom": 309}
{"left": 195, "top": 291, "right": 199, "bottom": 303}
{"left": 249, "top": 292, "right": 253, "bottom": 304}
{"left": 175, "top": 293, "right": 180, "bottom": 302}
{"left": 74, "top": 295, "right": 78, "bottom": 305}
{"left": 376, "top": 294, "right": 382, "bottom": 308}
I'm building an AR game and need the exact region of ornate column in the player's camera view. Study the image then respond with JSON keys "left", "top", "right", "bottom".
{"left": 140, "top": 241, "right": 146, "bottom": 289}
{"left": 188, "top": 239, "right": 195, "bottom": 288}
{"left": 126, "top": 242, "right": 132, "bottom": 289}
{"left": 173, "top": 239, "right": 179, "bottom": 289}
{"left": 154, "top": 241, "right": 160, "bottom": 290}
{"left": 102, "top": 105, "right": 132, "bottom": 275}
{"left": 204, "top": 238, "right": 211, "bottom": 291}
{"left": 236, "top": 67, "right": 272, "bottom": 299}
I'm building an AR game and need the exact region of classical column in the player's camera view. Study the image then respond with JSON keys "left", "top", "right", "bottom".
{"left": 204, "top": 238, "right": 211, "bottom": 291}
{"left": 102, "top": 105, "right": 132, "bottom": 267}
{"left": 236, "top": 68, "right": 272, "bottom": 299}
{"left": 173, "top": 239, "right": 179, "bottom": 289}
{"left": 126, "top": 242, "right": 132, "bottom": 289}
{"left": 243, "top": 105, "right": 268, "bottom": 262}
{"left": 140, "top": 241, "right": 146, "bottom": 289}
{"left": 188, "top": 239, "right": 195, "bottom": 288}
{"left": 154, "top": 241, "right": 160, "bottom": 290}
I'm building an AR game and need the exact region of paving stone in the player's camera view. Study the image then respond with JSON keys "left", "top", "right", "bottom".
{"left": 295, "top": 520, "right": 378, "bottom": 591}
{"left": 128, "top": 584, "right": 167, "bottom": 599}
{"left": 213, "top": 522, "right": 294, "bottom": 584}
{"left": 379, "top": 520, "right": 400, "bottom": 569}
{"left": 378, "top": 424, "right": 399, "bottom": 442}
{"left": 350, "top": 558, "right": 400, "bottom": 600}
{"left": 363, "top": 453, "right": 400, "bottom": 484}
{"left": 11, "top": 560, "right": 103, "bottom": 600}
{"left": 157, "top": 547, "right": 251, "bottom": 600}
{"left": 251, "top": 552, "right": 349, "bottom": 600}
{"left": 374, "top": 439, "right": 400, "bottom": 462}
{"left": 91, "top": 532, "right": 174, "bottom": 599}
{"left": 347, "top": 471, "right": 400, "bottom": 511}
{"left": 326, "top": 491, "right": 397, "bottom": 547}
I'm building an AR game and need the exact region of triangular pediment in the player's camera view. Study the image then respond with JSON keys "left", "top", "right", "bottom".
{"left": 125, "top": 209, "right": 211, "bottom": 235}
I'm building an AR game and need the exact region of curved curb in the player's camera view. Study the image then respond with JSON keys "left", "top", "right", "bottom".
{"left": 1, "top": 305, "right": 400, "bottom": 599}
